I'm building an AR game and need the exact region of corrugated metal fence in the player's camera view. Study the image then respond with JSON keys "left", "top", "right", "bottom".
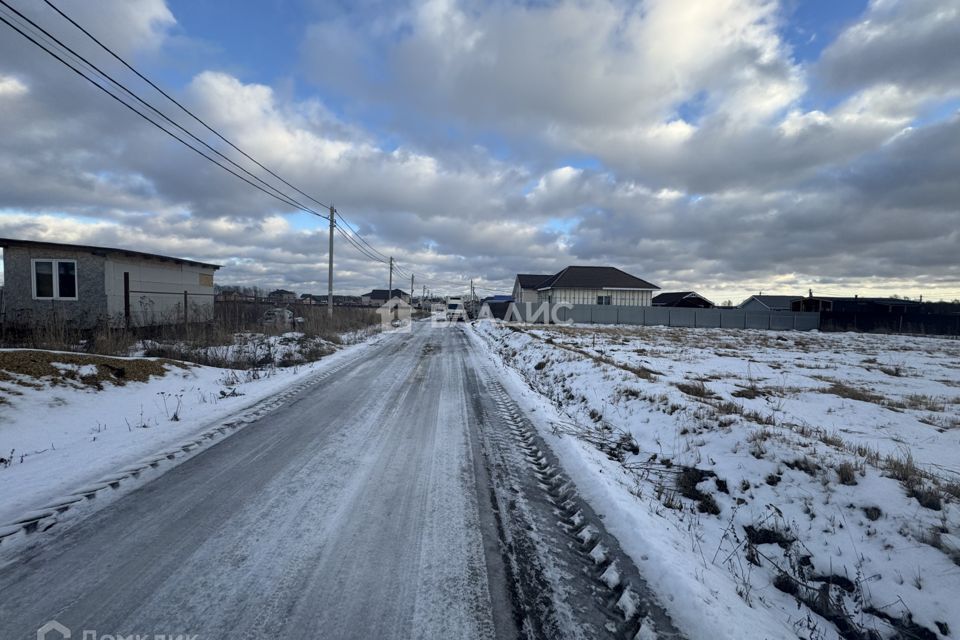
{"left": 508, "top": 303, "right": 821, "bottom": 331}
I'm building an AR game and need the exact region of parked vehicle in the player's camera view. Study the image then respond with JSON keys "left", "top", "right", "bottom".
{"left": 262, "top": 307, "right": 295, "bottom": 326}
{"left": 445, "top": 297, "right": 467, "bottom": 321}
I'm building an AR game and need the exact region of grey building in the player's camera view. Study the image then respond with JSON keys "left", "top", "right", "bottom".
{"left": 738, "top": 295, "right": 802, "bottom": 312}
{"left": 0, "top": 238, "right": 219, "bottom": 329}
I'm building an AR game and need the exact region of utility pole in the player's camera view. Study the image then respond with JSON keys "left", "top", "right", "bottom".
{"left": 410, "top": 273, "right": 414, "bottom": 305}
{"left": 389, "top": 256, "right": 394, "bottom": 298}
{"left": 327, "top": 205, "right": 335, "bottom": 317}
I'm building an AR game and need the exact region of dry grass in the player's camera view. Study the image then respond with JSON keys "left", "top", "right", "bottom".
{"left": 819, "top": 380, "right": 885, "bottom": 405}
{"left": 0, "top": 350, "right": 179, "bottom": 389}
{"left": 835, "top": 461, "right": 859, "bottom": 485}
{"left": 1, "top": 306, "right": 378, "bottom": 369}
{"left": 675, "top": 379, "right": 716, "bottom": 399}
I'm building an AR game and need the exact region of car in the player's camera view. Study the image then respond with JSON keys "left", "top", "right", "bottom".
{"left": 445, "top": 297, "right": 467, "bottom": 321}
{"left": 261, "top": 307, "right": 294, "bottom": 326}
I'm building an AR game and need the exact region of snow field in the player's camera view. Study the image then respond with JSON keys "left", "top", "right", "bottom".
{"left": 473, "top": 322, "right": 960, "bottom": 640}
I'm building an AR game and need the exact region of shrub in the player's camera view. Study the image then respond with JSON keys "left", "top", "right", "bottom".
{"left": 836, "top": 461, "right": 858, "bottom": 486}
{"left": 676, "top": 379, "right": 716, "bottom": 399}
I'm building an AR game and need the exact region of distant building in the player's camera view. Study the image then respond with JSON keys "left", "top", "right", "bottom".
{"left": 310, "top": 294, "right": 363, "bottom": 306}
{"left": 361, "top": 289, "right": 410, "bottom": 305}
{"left": 652, "top": 291, "right": 715, "bottom": 308}
{"left": 792, "top": 296, "right": 921, "bottom": 314}
{"left": 738, "top": 295, "right": 801, "bottom": 312}
{"left": 533, "top": 266, "right": 659, "bottom": 307}
{"left": 266, "top": 289, "right": 298, "bottom": 304}
{"left": 216, "top": 290, "right": 254, "bottom": 303}
{"left": 0, "top": 237, "right": 218, "bottom": 328}
{"left": 512, "top": 274, "right": 552, "bottom": 305}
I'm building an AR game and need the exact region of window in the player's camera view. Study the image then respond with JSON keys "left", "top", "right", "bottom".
{"left": 597, "top": 295, "right": 612, "bottom": 305}
{"left": 32, "top": 259, "right": 77, "bottom": 300}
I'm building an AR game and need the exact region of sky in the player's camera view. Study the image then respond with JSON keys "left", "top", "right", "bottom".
{"left": 0, "top": 0, "right": 959, "bottom": 302}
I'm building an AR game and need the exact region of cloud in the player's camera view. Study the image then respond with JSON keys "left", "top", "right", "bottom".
{"left": 1, "top": 0, "right": 959, "bottom": 303}
{"left": 0, "top": 74, "right": 27, "bottom": 97}
{"left": 818, "top": 0, "right": 960, "bottom": 98}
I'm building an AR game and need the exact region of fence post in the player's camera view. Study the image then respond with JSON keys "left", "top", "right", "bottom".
{"left": 183, "top": 290, "right": 188, "bottom": 329}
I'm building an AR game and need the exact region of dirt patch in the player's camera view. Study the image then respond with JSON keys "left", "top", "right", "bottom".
{"left": 0, "top": 350, "right": 183, "bottom": 389}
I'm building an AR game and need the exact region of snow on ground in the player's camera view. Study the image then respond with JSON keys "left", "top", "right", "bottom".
{"left": 0, "top": 330, "right": 385, "bottom": 526}
{"left": 473, "top": 322, "right": 960, "bottom": 640}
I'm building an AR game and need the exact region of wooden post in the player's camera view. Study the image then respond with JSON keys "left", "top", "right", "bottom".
{"left": 123, "top": 272, "right": 130, "bottom": 329}
{"left": 183, "top": 290, "right": 188, "bottom": 329}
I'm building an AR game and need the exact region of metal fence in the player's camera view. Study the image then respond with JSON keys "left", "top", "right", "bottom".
{"left": 820, "top": 311, "right": 960, "bottom": 336}
{"left": 507, "top": 303, "right": 821, "bottom": 331}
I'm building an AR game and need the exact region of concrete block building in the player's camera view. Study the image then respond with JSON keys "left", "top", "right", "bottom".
{"left": 0, "top": 238, "right": 220, "bottom": 328}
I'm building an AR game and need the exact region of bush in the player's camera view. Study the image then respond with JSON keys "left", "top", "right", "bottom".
{"left": 836, "top": 461, "right": 858, "bottom": 486}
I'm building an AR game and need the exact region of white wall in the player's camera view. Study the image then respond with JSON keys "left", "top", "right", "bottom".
{"left": 537, "top": 287, "right": 653, "bottom": 306}
{"left": 104, "top": 257, "right": 216, "bottom": 326}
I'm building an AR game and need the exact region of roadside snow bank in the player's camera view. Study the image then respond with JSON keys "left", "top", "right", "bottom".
{"left": 473, "top": 322, "right": 960, "bottom": 640}
{"left": 0, "top": 333, "right": 384, "bottom": 526}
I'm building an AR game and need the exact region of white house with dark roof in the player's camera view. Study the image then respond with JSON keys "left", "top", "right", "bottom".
{"left": 0, "top": 238, "right": 219, "bottom": 328}
{"left": 532, "top": 266, "right": 659, "bottom": 307}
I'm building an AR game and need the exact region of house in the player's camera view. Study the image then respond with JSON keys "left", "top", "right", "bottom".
{"left": 215, "top": 290, "right": 254, "bottom": 303}
{"left": 361, "top": 289, "right": 410, "bottom": 306}
{"left": 309, "top": 294, "right": 363, "bottom": 306}
{"left": 792, "top": 296, "right": 922, "bottom": 314}
{"left": 512, "top": 274, "right": 552, "bottom": 304}
{"left": 738, "top": 295, "right": 801, "bottom": 312}
{"left": 652, "top": 291, "right": 715, "bottom": 308}
{"left": 0, "top": 238, "right": 219, "bottom": 328}
{"left": 534, "top": 266, "right": 659, "bottom": 306}
{"left": 266, "top": 289, "right": 297, "bottom": 304}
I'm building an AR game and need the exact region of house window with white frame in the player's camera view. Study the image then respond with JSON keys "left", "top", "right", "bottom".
{"left": 32, "top": 259, "right": 77, "bottom": 300}
{"left": 597, "top": 295, "right": 612, "bottom": 305}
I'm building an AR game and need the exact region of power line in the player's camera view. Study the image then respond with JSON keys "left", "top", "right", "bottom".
{"left": 0, "top": 6, "right": 329, "bottom": 220}
{"left": 43, "top": 0, "right": 415, "bottom": 280}
{"left": 0, "top": 0, "right": 330, "bottom": 222}
{"left": 7, "top": 0, "right": 434, "bottom": 285}
{"left": 334, "top": 212, "right": 390, "bottom": 263}
{"left": 41, "top": 0, "right": 409, "bottom": 275}
{"left": 40, "top": 0, "right": 331, "bottom": 213}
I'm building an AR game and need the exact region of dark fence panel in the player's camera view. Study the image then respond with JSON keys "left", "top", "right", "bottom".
{"left": 820, "top": 311, "right": 960, "bottom": 336}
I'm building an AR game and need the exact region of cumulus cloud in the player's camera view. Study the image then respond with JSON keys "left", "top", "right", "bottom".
{"left": 1, "top": 0, "right": 959, "bottom": 302}
{"left": 818, "top": 0, "right": 960, "bottom": 98}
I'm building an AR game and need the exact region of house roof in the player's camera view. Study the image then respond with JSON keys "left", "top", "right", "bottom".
{"left": 536, "top": 266, "right": 659, "bottom": 291}
{"left": 516, "top": 274, "right": 552, "bottom": 289}
{"left": 365, "top": 289, "right": 408, "bottom": 299}
{"left": 652, "top": 291, "right": 714, "bottom": 306}
{"left": 805, "top": 296, "right": 920, "bottom": 306}
{"left": 738, "top": 295, "right": 801, "bottom": 310}
{"left": 0, "top": 237, "right": 220, "bottom": 269}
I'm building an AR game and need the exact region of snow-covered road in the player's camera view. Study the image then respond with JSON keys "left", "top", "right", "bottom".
{"left": 0, "top": 322, "right": 672, "bottom": 639}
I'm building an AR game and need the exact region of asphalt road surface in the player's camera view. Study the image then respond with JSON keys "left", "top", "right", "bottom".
{"left": 0, "top": 322, "right": 679, "bottom": 640}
